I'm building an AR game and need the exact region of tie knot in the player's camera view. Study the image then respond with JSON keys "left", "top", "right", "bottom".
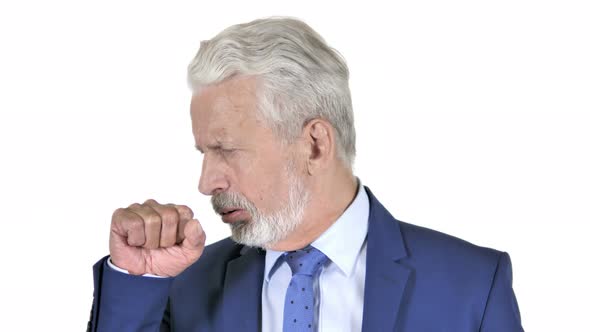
{"left": 285, "top": 246, "right": 328, "bottom": 276}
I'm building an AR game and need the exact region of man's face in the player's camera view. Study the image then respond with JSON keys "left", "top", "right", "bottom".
{"left": 190, "top": 76, "right": 309, "bottom": 248}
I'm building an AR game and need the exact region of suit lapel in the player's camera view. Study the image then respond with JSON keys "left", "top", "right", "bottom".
{"left": 221, "top": 246, "right": 265, "bottom": 332}
{"left": 362, "top": 186, "right": 411, "bottom": 332}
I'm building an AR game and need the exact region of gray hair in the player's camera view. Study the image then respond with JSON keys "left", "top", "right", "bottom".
{"left": 187, "top": 17, "right": 356, "bottom": 169}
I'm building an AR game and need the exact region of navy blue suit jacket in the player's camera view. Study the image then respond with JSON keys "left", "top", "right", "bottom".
{"left": 88, "top": 186, "right": 523, "bottom": 331}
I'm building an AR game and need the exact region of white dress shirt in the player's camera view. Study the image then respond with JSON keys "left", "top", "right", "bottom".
{"left": 262, "top": 181, "right": 370, "bottom": 332}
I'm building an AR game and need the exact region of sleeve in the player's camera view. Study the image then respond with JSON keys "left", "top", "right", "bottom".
{"left": 87, "top": 256, "right": 174, "bottom": 332}
{"left": 479, "top": 252, "right": 524, "bottom": 332}
{"left": 107, "top": 257, "right": 169, "bottom": 279}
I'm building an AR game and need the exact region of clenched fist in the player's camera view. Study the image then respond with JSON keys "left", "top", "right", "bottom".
{"left": 109, "top": 199, "right": 206, "bottom": 277}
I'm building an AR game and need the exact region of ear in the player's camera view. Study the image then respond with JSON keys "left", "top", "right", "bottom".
{"left": 301, "top": 119, "right": 336, "bottom": 175}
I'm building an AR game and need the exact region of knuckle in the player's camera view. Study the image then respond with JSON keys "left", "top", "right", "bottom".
{"left": 177, "top": 205, "right": 194, "bottom": 219}
{"left": 112, "top": 208, "right": 142, "bottom": 227}
{"left": 144, "top": 198, "right": 159, "bottom": 205}
{"left": 112, "top": 208, "right": 125, "bottom": 220}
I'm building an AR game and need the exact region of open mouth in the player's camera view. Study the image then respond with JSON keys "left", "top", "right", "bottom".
{"left": 221, "top": 209, "right": 240, "bottom": 215}
{"left": 220, "top": 208, "right": 247, "bottom": 223}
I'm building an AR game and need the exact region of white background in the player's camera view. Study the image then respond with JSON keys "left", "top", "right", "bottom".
{"left": 1, "top": 0, "right": 588, "bottom": 330}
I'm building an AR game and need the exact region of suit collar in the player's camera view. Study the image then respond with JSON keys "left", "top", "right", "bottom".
{"left": 363, "top": 185, "right": 407, "bottom": 261}
{"left": 362, "top": 185, "right": 411, "bottom": 332}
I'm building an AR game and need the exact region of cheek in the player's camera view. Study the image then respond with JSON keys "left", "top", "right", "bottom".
{"left": 242, "top": 167, "right": 290, "bottom": 212}
{"left": 233, "top": 144, "right": 292, "bottom": 208}
{"left": 236, "top": 149, "right": 283, "bottom": 182}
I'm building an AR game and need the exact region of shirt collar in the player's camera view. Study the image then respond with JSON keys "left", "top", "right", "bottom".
{"left": 264, "top": 178, "right": 370, "bottom": 281}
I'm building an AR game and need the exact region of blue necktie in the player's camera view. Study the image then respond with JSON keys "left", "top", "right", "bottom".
{"left": 282, "top": 246, "right": 329, "bottom": 332}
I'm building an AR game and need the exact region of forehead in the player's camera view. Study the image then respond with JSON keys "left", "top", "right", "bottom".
{"left": 190, "top": 76, "right": 263, "bottom": 147}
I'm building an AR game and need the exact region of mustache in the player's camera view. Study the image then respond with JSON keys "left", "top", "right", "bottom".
{"left": 211, "top": 191, "right": 256, "bottom": 215}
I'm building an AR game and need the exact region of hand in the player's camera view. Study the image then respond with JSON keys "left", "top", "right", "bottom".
{"left": 109, "top": 199, "right": 206, "bottom": 277}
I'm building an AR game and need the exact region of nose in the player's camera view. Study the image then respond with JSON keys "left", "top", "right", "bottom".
{"left": 198, "top": 153, "right": 229, "bottom": 196}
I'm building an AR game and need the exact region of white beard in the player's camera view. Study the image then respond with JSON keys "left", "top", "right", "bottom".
{"left": 211, "top": 164, "right": 309, "bottom": 249}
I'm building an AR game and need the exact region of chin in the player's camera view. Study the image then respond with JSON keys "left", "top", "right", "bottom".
{"left": 229, "top": 223, "right": 279, "bottom": 249}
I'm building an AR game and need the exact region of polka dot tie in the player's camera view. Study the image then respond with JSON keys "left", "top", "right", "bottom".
{"left": 282, "top": 246, "right": 329, "bottom": 332}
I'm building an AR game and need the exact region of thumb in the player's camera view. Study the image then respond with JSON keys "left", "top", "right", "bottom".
{"left": 180, "top": 219, "right": 206, "bottom": 254}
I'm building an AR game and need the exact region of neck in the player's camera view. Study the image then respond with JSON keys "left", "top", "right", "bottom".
{"left": 268, "top": 168, "right": 358, "bottom": 251}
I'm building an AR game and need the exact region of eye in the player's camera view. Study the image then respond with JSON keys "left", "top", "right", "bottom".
{"left": 205, "top": 146, "right": 237, "bottom": 158}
